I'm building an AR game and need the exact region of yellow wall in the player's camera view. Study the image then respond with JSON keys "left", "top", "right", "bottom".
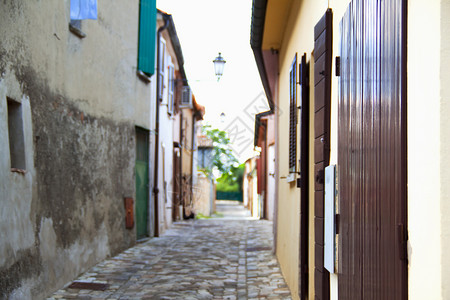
{"left": 274, "top": 0, "right": 328, "bottom": 298}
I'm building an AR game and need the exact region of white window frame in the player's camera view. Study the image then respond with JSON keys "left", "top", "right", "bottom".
{"left": 167, "top": 63, "right": 175, "bottom": 115}
{"left": 158, "top": 38, "right": 166, "bottom": 101}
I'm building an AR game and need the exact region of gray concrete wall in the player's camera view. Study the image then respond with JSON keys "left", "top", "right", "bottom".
{"left": 0, "top": 1, "right": 154, "bottom": 298}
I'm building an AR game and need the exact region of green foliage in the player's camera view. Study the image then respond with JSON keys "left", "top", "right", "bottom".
{"left": 202, "top": 125, "right": 239, "bottom": 177}
{"left": 216, "top": 181, "right": 240, "bottom": 193}
{"left": 200, "top": 125, "right": 245, "bottom": 196}
{"left": 216, "top": 163, "right": 245, "bottom": 193}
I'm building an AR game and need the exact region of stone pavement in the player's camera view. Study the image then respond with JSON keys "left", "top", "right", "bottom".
{"left": 48, "top": 201, "right": 291, "bottom": 300}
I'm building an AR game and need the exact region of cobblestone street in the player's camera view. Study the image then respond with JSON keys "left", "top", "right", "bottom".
{"left": 48, "top": 201, "right": 291, "bottom": 300}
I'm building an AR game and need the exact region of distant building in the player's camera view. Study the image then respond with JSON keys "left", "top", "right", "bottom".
{"left": 254, "top": 111, "right": 276, "bottom": 221}
{"left": 194, "top": 132, "right": 216, "bottom": 217}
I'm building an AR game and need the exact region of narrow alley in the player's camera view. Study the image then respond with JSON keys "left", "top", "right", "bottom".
{"left": 48, "top": 201, "right": 291, "bottom": 300}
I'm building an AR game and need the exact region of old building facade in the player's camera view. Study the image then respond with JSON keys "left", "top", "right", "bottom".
{"left": 0, "top": 1, "right": 203, "bottom": 298}
{"left": 0, "top": 1, "right": 155, "bottom": 297}
{"left": 251, "top": 0, "right": 450, "bottom": 299}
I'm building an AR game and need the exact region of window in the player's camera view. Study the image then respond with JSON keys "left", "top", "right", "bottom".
{"left": 180, "top": 86, "right": 192, "bottom": 108}
{"left": 167, "top": 64, "right": 175, "bottom": 115}
{"left": 289, "top": 54, "right": 298, "bottom": 173}
{"left": 69, "top": 0, "right": 98, "bottom": 38}
{"left": 70, "top": 0, "right": 97, "bottom": 20}
{"left": 158, "top": 38, "right": 166, "bottom": 101}
{"left": 138, "top": 0, "right": 157, "bottom": 76}
{"left": 7, "top": 98, "right": 26, "bottom": 170}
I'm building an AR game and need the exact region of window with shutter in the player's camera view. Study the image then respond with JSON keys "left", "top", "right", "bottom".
{"left": 168, "top": 64, "right": 174, "bottom": 115}
{"left": 138, "top": 0, "right": 156, "bottom": 76}
{"left": 289, "top": 54, "right": 298, "bottom": 173}
{"left": 180, "top": 86, "right": 192, "bottom": 108}
{"left": 158, "top": 38, "right": 166, "bottom": 101}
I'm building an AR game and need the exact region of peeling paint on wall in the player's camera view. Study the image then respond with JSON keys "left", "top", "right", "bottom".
{"left": 0, "top": 0, "right": 151, "bottom": 298}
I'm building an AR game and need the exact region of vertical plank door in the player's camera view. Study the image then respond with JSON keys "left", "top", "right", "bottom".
{"left": 337, "top": 0, "right": 407, "bottom": 299}
{"left": 313, "top": 8, "right": 333, "bottom": 300}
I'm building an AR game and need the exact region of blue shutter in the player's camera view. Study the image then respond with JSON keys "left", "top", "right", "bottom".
{"left": 138, "top": 0, "right": 156, "bottom": 76}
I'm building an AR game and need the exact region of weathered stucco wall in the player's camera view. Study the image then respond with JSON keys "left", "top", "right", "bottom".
{"left": 0, "top": 0, "right": 152, "bottom": 298}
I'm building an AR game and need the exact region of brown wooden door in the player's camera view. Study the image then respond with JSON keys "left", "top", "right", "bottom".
{"left": 298, "top": 53, "right": 310, "bottom": 300}
{"left": 337, "top": 0, "right": 407, "bottom": 299}
{"left": 172, "top": 146, "right": 181, "bottom": 221}
{"left": 314, "top": 9, "right": 333, "bottom": 300}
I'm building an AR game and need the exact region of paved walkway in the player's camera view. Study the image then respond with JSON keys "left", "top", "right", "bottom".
{"left": 48, "top": 201, "right": 291, "bottom": 300}
{"left": 213, "top": 200, "right": 256, "bottom": 220}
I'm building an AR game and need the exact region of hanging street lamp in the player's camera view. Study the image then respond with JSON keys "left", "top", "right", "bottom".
{"left": 213, "top": 52, "right": 226, "bottom": 81}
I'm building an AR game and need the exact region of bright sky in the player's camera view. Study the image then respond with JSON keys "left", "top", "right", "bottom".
{"left": 157, "top": 0, "right": 269, "bottom": 162}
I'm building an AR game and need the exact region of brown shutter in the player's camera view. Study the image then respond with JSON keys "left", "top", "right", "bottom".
{"left": 313, "top": 8, "right": 332, "bottom": 300}
{"left": 289, "top": 54, "right": 298, "bottom": 172}
{"left": 298, "top": 53, "right": 310, "bottom": 299}
{"left": 337, "top": 1, "right": 407, "bottom": 299}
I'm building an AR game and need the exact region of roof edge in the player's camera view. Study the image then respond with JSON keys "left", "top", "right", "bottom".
{"left": 250, "top": 0, "right": 274, "bottom": 111}
{"left": 158, "top": 10, "right": 188, "bottom": 83}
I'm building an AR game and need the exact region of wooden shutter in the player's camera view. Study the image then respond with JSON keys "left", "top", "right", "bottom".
{"left": 138, "top": 0, "right": 156, "bottom": 76}
{"left": 289, "top": 54, "right": 298, "bottom": 173}
{"left": 313, "top": 9, "right": 332, "bottom": 300}
{"left": 337, "top": 1, "right": 407, "bottom": 299}
{"left": 158, "top": 38, "right": 166, "bottom": 101}
{"left": 168, "top": 64, "right": 174, "bottom": 115}
{"left": 298, "top": 53, "right": 310, "bottom": 299}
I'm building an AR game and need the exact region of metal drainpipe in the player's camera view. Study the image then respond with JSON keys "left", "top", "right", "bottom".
{"left": 153, "top": 16, "right": 169, "bottom": 237}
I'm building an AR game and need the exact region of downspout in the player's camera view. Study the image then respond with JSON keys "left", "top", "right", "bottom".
{"left": 153, "top": 16, "right": 169, "bottom": 237}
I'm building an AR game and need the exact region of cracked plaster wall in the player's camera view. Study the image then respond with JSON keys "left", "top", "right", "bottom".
{"left": 0, "top": 0, "right": 154, "bottom": 298}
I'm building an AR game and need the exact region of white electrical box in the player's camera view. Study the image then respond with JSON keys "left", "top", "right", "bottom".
{"left": 324, "top": 164, "right": 336, "bottom": 273}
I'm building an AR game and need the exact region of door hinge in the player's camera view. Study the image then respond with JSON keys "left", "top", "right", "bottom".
{"left": 335, "top": 56, "right": 341, "bottom": 77}
{"left": 335, "top": 213, "right": 340, "bottom": 235}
